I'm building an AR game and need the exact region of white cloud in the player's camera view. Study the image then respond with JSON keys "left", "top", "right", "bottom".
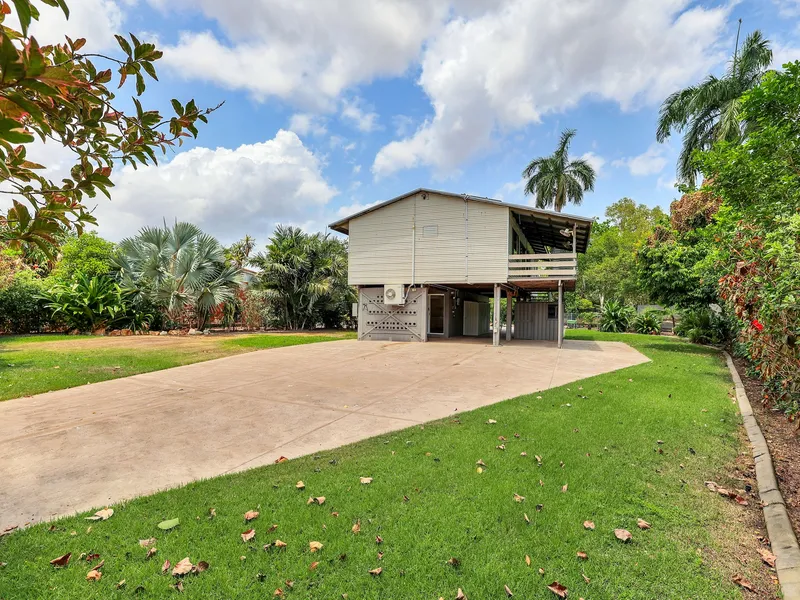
{"left": 288, "top": 113, "right": 328, "bottom": 137}
{"left": 657, "top": 175, "right": 678, "bottom": 191}
{"left": 87, "top": 130, "right": 338, "bottom": 243}
{"left": 152, "top": 0, "right": 452, "bottom": 107}
{"left": 774, "top": 0, "right": 800, "bottom": 17}
{"left": 373, "top": 0, "right": 729, "bottom": 177}
{"left": 612, "top": 144, "right": 668, "bottom": 177}
{"left": 335, "top": 199, "right": 382, "bottom": 219}
{"left": 341, "top": 97, "right": 380, "bottom": 132}
{"left": 352, "top": 165, "right": 362, "bottom": 174}
{"left": 392, "top": 115, "right": 415, "bottom": 137}
{"left": 580, "top": 151, "right": 606, "bottom": 176}
{"left": 772, "top": 42, "right": 800, "bottom": 68}
{"left": 493, "top": 179, "right": 525, "bottom": 202}
{"left": 11, "top": 0, "right": 124, "bottom": 51}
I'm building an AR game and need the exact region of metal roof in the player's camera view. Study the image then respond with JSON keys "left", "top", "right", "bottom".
{"left": 328, "top": 187, "right": 594, "bottom": 253}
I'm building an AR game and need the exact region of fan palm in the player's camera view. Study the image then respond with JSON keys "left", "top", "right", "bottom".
{"left": 522, "top": 129, "right": 596, "bottom": 212}
{"left": 114, "top": 221, "right": 242, "bottom": 329}
{"left": 656, "top": 30, "right": 772, "bottom": 184}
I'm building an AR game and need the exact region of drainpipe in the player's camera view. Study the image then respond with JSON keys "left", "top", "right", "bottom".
{"left": 411, "top": 203, "right": 416, "bottom": 288}
{"left": 463, "top": 195, "right": 470, "bottom": 282}
{"left": 558, "top": 279, "right": 564, "bottom": 349}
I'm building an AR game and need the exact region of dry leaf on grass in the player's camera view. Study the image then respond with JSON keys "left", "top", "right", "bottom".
{"left": 161, "top": 559, "right": 171, "bottom": 573}
{"left": 275, "top": 456, "right": 288, "bottom": 464}
{"left": 296, "top": 481, "right": 305, "bottom": 490}
{"left": 85, "top": 508, "right": 113, "bottom": 521}
{"left": 486, "top": 419, "right": 497, "bottom": 424}
{"left": 274, "top": 540, "right": 287, "bottom": 549}
{"left": 146, "top": 547, "right": 157, "bottom": 560}
{"left": 274, "top": 589, "right": 284, "bottom": 597}
{"left": 195, "top": 561, "right": 209, "bottom": 573}
{"left": 758, "top": 548, "right": 777, "bottom": 568}
{"left": 525, "top": 555, "right": 531, "bottom": 566}
{"left": 523, "top": 513, "right": 530, "bottom": 524}
{"left": 116, "top": 579, "right": 126, "bottom": 589}
{"left": 307, "top": 496, "right": 326, "bottom": 505}
{"left": 50, "top": 553, "right": 71, "bottom": 567}
{"left": 447, "top": 557, "right": 460, "bottom": 567}
{"left": 352, "top": 522, "right": 361, "bottom": 534}
{"left": 637, "top": 519, "right": 651, "bottom": 530}
{"left": 369, "top": 567, "right": 382, "bottom": 576}
{"left": 547, "top": 581, "right": 568, "bottom": 598}
{"left": 456, "top": 588, "right": 467, "bottom": 600}
{"left": 360, "top": 477, "right": 373, "bottom": 484}
{"left": 241, "top": 529, "right": 256, "bottom": 542}
{"left": 504, "top": 584, "right": 513, "bottom": 596}
{"left": 614, "top": 529, "right": 632, "bottom": 542}
{"left": 513, "top": 493, "right": 525, "bottom": 503}
{"left": 583, "top": 520, "right": 595, "bottom": 530}
{"left": 476, "top": 459, "right": 487, "bottom": 467}
{"left": 496, "top": 444, "right": 506, "bottom": 451}
{"left": 244, "top": 511, "right": 259, "bottom": 522}
{"left": 139, "top": 538, "right": 157, "bottom": 548}
{"left": 86, "top": 569, "right": 102, "bottom": 581}
{"left": 172, "top": 558, "right": 194, "bottom": 576}
{"left": 577, "top": 551, "right": 588, "bottom": 560}
{"left": 309, "top": 541, "right": 324, "bottom": 552}
{"left": 268, "top": 524, "right": 278, "bottom": 532}
{"left": 561, "top": 484, "right": 568, "bottom": 493}
{"left": 582, "top": 573, "right": 591, "bottom": 584}
{"left": 376, "top": 535, "right": 383, "bottom": 544}
{"left": 732, "top": 574, "right": 754, "bottom": 591}
{"left": 309, "top": 561, "right": 319, "bottom": 570}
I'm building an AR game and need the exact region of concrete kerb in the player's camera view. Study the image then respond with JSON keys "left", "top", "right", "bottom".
{"left": 724, "top": 351, "right": 800, "bottom": 598}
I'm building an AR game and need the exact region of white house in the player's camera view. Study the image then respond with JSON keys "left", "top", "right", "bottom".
{"left": 329, "top": 188, "right": 593, "bottom": 347}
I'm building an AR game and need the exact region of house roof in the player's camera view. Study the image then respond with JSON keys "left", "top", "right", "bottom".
{"left": 328, "top": 187, "right": 594, "bottom": 253}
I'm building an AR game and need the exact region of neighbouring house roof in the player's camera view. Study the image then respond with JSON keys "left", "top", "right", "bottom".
{"left": 328, "top": 187, "right": 594, "bottom": 253}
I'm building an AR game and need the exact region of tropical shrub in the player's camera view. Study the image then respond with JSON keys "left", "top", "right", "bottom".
{"left": 599, "top": 300, "right": 634, "bottom": 333}
{"left": 48, "top": 233, "right": 117, "bottom": 283}
{"left": 0, "top": 270, "right": 49, "bottom": 333}
{"left": 40, "top": 274, "right": 135, "bottom": 332}
{"left": 250, "top": 226, "right": 354, "bottom": 330}
{"left": 240, "top": 289, "right": 270, "bottom": 329}
{"left": 115, "top": 222, "right": 242, "bottom": 330}
{"left": 674, "top": 308, "right": 734, "bottom": 345}
{"left": 632, "top": 311, "right": 662, "bottom": 335}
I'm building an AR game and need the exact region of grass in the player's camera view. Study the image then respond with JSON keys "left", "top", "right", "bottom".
{"left": 0, "top": 331, "right": 355, "bottom": 401}
{"left": 0, "top": 332, "right": 761, "bottom": 599}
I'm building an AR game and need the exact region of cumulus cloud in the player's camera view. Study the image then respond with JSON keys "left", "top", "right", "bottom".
{"left": 288, "top": 113, "right": 328, "bottom": 137}
{"left": 373, "top": 0, "right": 729, "bottom": 177}
{"left": 340, "top": 97, "right": 381, "bottom": 132}
{"left": 580, "top": 152, "right": 606, "bottom": 176}
{"left": 8, "top": 0, "right": 123, "bottom": 51}
{"left": 85, "top": 130, "right": 338, "bottom": 243}
{"left": 612, "top": 144, "right": 668, "bottom": 177}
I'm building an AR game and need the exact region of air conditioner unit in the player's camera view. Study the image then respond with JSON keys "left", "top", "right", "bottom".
{"left": 383, "top": 284, "right": 405, "bottom": 306}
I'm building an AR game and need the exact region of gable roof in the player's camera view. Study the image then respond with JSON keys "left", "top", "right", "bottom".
{"left": 328, "top": 188, "right": 594, "bottom": 253}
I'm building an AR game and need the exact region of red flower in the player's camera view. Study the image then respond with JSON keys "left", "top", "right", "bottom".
{"left": 752, "top": 319, "right": 764, "bottom": 332}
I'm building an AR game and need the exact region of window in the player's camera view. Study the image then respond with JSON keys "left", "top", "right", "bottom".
{"left": 423, "top": 225, "right": 438, "bottom": 237}
{"left": 547, "top": 304, "right": 557, "bottom": 319}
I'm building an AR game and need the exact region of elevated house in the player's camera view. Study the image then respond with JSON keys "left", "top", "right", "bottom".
{"left": 329, "top": 188, "right": 593, "bottom": 347}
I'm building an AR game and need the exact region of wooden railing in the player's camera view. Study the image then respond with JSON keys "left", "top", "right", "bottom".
{"left": 508, "top": 253, "right": 577, "bottom": 280}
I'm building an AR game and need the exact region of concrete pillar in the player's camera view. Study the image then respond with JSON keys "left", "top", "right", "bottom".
{"left": 505, "top": 289, "right": 512, "bottom": 342}
{"left": 557, "top": 280, "right": 564, "bottom": 349}
{"left": 493, "top": 283, "right": 501, "bottom": 347}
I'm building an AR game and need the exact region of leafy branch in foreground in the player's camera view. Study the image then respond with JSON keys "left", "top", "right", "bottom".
{"left": 0, "top": 0, "right": 221, "bottom": 256}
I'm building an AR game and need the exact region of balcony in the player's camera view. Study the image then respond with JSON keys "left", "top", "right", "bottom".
{"left": 508, "top": 253, "right": 577, "bottom": 283}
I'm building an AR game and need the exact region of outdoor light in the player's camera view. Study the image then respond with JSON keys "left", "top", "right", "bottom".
{"left": 559, "top": 228, "right": 572, "bottom": 237}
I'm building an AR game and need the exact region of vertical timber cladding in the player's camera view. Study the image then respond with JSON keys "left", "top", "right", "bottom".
{"left": 514, "top": 301, "right": 559, "bottom": 341}
{"left": 358, "top": 287, "right": 427, "bottom": 342}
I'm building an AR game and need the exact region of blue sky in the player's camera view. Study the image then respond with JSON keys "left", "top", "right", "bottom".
{"left": 26, "top": 0, "right": 800, "bottom": 244}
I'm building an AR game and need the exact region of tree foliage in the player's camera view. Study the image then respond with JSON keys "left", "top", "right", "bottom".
{"left": 656, "top": 30, "right": 772, "bottom": 184}
{"left": 0, "top": 0, "right": 217, "bottom": 256}
{"left": 250, "top": 225, "right": 354, "bottom": 330}
{"left": 47, "top": 231, "right": 116, "bottom": 282}
{"left": 522, "top": 128, "right": 596, "bottom": 212}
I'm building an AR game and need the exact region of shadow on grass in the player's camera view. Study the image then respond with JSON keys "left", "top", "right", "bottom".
{"left": 640, "top": 342, "right": 721, "bottom": 356}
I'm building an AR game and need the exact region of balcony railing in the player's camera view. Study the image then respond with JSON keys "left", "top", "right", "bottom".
{"left": 508, "top": 253, "right": 577, "bottom": 281}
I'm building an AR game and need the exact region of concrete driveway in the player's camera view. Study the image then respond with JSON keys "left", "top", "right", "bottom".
{"left": 0, "top": 337, "right": 648, "bottom": 530}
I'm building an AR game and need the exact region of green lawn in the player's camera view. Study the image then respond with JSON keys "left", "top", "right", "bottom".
{"left": 0, "top": 332, "right": 764, "bottom": 599}
{"left": 0, "top": 331, "right": 355, "bottom": 401}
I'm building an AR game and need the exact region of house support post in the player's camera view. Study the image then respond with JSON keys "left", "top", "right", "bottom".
{"left": 493, "top": 283, "right": 501, "bottom": 347}
{"left": 505, "top": 289, "right": 513, "bottom": 342}
{"left": 557, "top": 279, "right": 564, "bottom": 349}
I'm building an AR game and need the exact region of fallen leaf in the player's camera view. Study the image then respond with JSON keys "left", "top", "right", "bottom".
{"left": 275, "top": 456, "right": 289, "bottom": 464}
{"left": 496, "top": 444, "right": 506, "bottom": 451}
{"left": 447, "top": 557, "right": 461, "bottom": 567}
{"left": 732, "top": 574, "right": 754, "bottom": 591}
{"left": 174, "top": 581, "right": 184, "bottom": 593}
{"left": 139, "top": 538, "right": 157, "bottom": 548}
{"left": 314, "top": 496, "right": 326, "bottom": 505}
{"left": 520, "top": 452, "right": 528, "bottom": 457}
{"left": 561, "top": 484, "right": 568, "bottom": 493}
{"left": 310, "top": 541, "right": 324, "bottom": 552}
{"left": 352, "top": 522, "right": 361, "bottom": 534}
{"left": 309, "top": 561, "right": 319, "bottom": 570}
{"left": 584, "top": 520, "right": 595, "bottom": 530}
{"left": 86, "top": 569, "right": 102, "bottom": 581}
{"left": 758, "top": 548, "right": 777, "bottom": 568}
{"left": 369, "top": 567, "right": 382, "bottom": 576}
{"left": 172, "top": 557, "right": 193, "bottom": 576}
{"left": 536, "top": 504, "right": 544, "bottom": 512}
{"left": 535, "top": 455, "right": 543, "bottom": 465}
{"left": 525, "top": 555, "right": 531, "bottom": 566}
{"left": 50, "top": 553, "right": 71, "bottom": 567}
{"left": 582, "top": 573, "right": 591, "bottom": 583}
{"left": 486, "top": 419, "right": 497, "bottom": 424}
{"left": 116, "top": 579, "right": 126, "bottom": 589}
{"left": 504, "top": 584, "right": 513, "bottom": 596}
{"left": 85, "top": 508, "right": 113, "bottom": 521}
{"left": 360, "top": 477, "right": 373, "bottom": 485}
{"left": 194, "top": 561, "right": 209, "bottom": 573}
{"left": 376, "top": 535, "right": 383, "bottom": 544}
{"left": 146, "top": 547, "right": 157, "bottom": 560}
{"left": 456, "top": 588, "right": 467, "bottom": 600}
{"left": 161, "top": 559, "right": 171, "bottom": 573}
{"left": 538, "top": 568, "right": 545, "bottom": 575}
{"left": 208, "top": 508, "right": 216, "bottom": 519}
{"left": 513, "top": 493, "right": 525, "bottom": 503}
{"left": 268, "top": 524, "right": 278, "bottom": 532}
{"left": 274, "top": 589, "right": 284, "bottom": 597}
{"left": 241, "top": 529, "right": 256, "bottom": 542}
{"left": 614, "top": 529, "right": 632, "bottom": 542}
{"left": 637, "top": 519, "right": 651, "bottom": 530}
{"left": 377, "top": 551, "right": 384, "bottom": 560}
{"left": 476, "top": 459, "right": 487, "bottom": 467}
{"left": 734, "top": 495, "right": 749, "bottom": 506}
{"left": 547, "top": 581, "right": 568, "bottom": 598}
{"left": 523, "top": 513, "right": 530, "bottom": 524}
{"left": 0, "top": 525, "right": 18, "bottom": 537}
{"left": 577, "top": 551, "right": 588, "bottom": 560}
{"left": 245, "top": 510, "right": 259, "bottom": 522}
{"left": 158, "top": 518, "right": 180, "bottom": 530}
{"left": 296, "top": 481, "right": 305, "bottom": 490}
{"left": 498, "top": 436, "right": 507, "bottom": 441}
{"left": 274, "top": 539, "right": 287, "bottom": 548}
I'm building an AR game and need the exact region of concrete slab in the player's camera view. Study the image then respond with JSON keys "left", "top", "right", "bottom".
{"left": 0, "top": 338, "right": 647, "bottom": 530}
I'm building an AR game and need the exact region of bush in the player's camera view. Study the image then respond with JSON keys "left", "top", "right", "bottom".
{"left": 0, "top": 271, "right": 49, "bottom": 333}
{"left": 48, "top": 232, "right": 117, "bottom": 283}
{"left": 632, "top": 311, "right": 662, "bottom": 335}
{"left": 599, "top": 300, "right": 635, "bottom": 333}
{"left": 674, "top": 308, "right": 734, "bottom": 345}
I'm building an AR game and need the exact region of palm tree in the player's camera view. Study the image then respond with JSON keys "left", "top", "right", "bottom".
{"left": 656, "top": 29, "right": 772, "bottom": 184}
{"left": 114, "top": 221, "right": 242, "bottom": 329}
{"left": 249, "top": 225, "right": 354, "bottom": 330}
{"left": 522, "top": 128, "right": 596, "bottom": 212}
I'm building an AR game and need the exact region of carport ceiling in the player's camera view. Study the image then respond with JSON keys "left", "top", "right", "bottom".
{"left": 512, "top": 210, "right": 591, "bottom": 254}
